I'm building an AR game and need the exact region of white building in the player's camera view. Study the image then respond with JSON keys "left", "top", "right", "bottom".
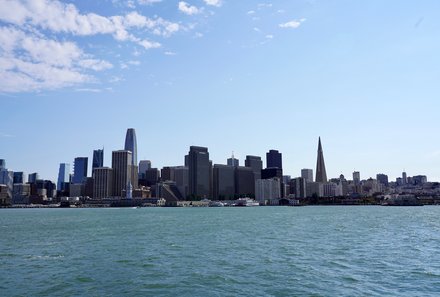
{"left": 255, "top": 178, "right": 281, "bottom": 202}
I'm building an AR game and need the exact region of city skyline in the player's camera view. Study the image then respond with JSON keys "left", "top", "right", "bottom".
{"left": 1, "top": 1, "right": 440, "bottom": 182}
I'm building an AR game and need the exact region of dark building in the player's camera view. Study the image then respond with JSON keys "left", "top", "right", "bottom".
{"left": 376, "top": 174, "right": 389, "bottom": 187}
{"left": 112, "top": 150, "right": 133, "bottom": 197}
{"left": 213, "top": 164, "right": 235, "bottom": 200}
{"left": 28, "top": 173, "right": 39, "bottom": 183}
{"left": 290, "top": 177, "right": 307, "bottom": 199}
{"left": 92, "top": 149, "right": 104, "bottom": 170}
{"left": 315, "top": 137, "right": 328, "bottom": 183}
{"left": 235, "top": 166, "right": 255, "bottom": 197}
{"left": 245, "top": 155, "right": 263, "bottom": 180}
{"left": 266, "top": 150, "right": 282, "bottom": 169}
{"left": 145, "top": 168, "right": 160, "bottom": 186}
{"left": 73, "top": 157, "right": 88, "bottom": 184}
{"left": 261, "top": 168, "right": 283, "bottom": 180}
{"left": 13, "top": 172, "right": 26, "bottom": 184}
{"left": 227, "top": 153, "right": 239, "bottom": 167}
{"left": 188, "top": 146, "right": 211, "bottom": 199}
{"left": 161, "top": 167, "right": 175, "bottom": 182}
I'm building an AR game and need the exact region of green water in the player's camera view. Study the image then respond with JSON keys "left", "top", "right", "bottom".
{"left": 1, "top": 206, "right": 440, "bottom": 296}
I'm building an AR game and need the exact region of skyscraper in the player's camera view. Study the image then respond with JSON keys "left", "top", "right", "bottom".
{"left": 188, "top": 146, "right": 211, "bottom": 199}
{"left": 13, "top": 172, "right": 27, "bottom": 184}
{"left": 266, "top": 150, "right": 282, "bottom": 169}
{"left": 245, "top": 155, "right": 263, "bottom": 180}
{"left": 139, "top": 160, "right": 151, "bottom": 177}
{"left": 0, "top": 159, "right": 5, "bottom": 170}
{"left": 353, "top": 171, "right": 361, "bottom": 184}
{"left": 315, "top": 137, "right": 328, "bottom": 183}
{"left": 73, "top": 157, "right": 88, "bottom": 184}
{"left": 213, "top": 164, "right": 235, "bottom": 200}
{"left": 93, "top": 167, "right": 113, "bottom": 199}
{"left": 112, "top": 150, "right": 132, "bottom": 198}
{"left": 92, "top": 149, "right": 104, "bottom": 170}
{"left": 124, "top": 129, "right": 138, "bottom": 189}
{"left": 227, "top": 152, "right": 239, "bottom": 167}
{"left": 28, "top": 173, "right": 39, "bottom": 183}
{"left": 124, "top": 128, "right": 137, "bottom": 166}
{"left": 57, "top": 163, "right": 70, "bottom": 190}
{"left": 301, "top": 169, "right": 313, "bottom": 183}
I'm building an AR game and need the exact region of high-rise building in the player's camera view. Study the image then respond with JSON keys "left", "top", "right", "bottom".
{"left": 13, "top": 172, "right": 27, "bottom": 184}
{"left": 245, "top": 155, "right": 263, "bottom": 180}
{"left": 301, "top": 169, "right": 313, "bottom": 183}
{"left": 353, "top": 171, "right": 361, "bottom": 184}
{"left": 0, "top": 159, "right": 5, "bottom": 170}
{"left": 402, "top": 172, "right": 407, "bottom": 185}
{"left": 0, "top": 169, "right": 13, "bottom": 199}
{"left": 73, "top": 157, "right": 88, "bottom": 184}
{"left": 161, "top": 167, "right": 175, "bottom": 181}
{"left": 266, "top": 150, "right": 282, "bottom": 169}
{"left": 112, "top": 150, "right": 132, "bottom": 198}
{"left": 255, "top": 178, "right": 281, "bottom": 202}
{"left": 227, "top": 153, "right": 239, "bottom": 167}
{"left": 124, "top": 128, "right": 137, "bottom": 166}
{"left": 93, "top": 167, "right": 113, "bottom": 199}
{"left": 57, "top": 163, "right": 70, "bottom": 190}
{"left": 145, "top": 168, "right": 160, "bottom": 186}
{"left": 235, "top": 166, "right": 255, "bottom": 197}
{"left": 213, "top": 164, "right": 235, "bottom": 200}
{"left": 261, "top": 168, "right": 283, "bottom": 180}
{"left": 376, "top": 174, "right": 389, "bottom": 187}
{"left": 188, "top": 146, "right": 211, "bottom": 199}
{"left": 315, "top": 137, "right": 328, "bottom": 183}
{"left": 174, "top": 166, "right": 189, "bottom": 199}
{"left": 139, "top": 160, "right": 152, "bottom": 178}
{"left": 28, "top": 173, "right": 39, "bottom": 183}
{"left": 290, "top": 177, "right": 307, "bottom": 199}
{"left": 92, "top": 149, "right": 104, "bottom": 170}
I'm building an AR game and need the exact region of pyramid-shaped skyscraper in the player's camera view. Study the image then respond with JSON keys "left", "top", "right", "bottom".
{"left": 315, "top": 137, "right": 328, "bottom": 183}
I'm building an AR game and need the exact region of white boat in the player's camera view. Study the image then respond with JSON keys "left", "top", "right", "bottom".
{"left": 235, "top": 198, "right": 260, "bottom": 207}
{"left": 209, "top": 201, "right": 225, "bottom": 207}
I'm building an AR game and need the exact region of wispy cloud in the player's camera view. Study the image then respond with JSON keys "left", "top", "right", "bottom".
{"left": 0, "top": 132, "right": 14, "bottom": 138}
{"left": 204, "top": 0, "right": 222, "bottom": 7}
{"left": 0, "top": 0, "right": 180, "bottom": 93}
{"left": 279, "top": 18, "right": 306, "bottom": 29}
{"left": 178, "top": 2, "right": 201, "bottom": 15}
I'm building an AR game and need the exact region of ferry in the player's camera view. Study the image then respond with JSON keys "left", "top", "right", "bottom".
{"left": 235, "top": 197, "right": 260, "bottom": 207}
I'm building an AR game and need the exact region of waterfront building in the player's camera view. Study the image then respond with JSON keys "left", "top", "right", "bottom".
{"left": 13, "top": 171, "right": 27, "bottom": 184}
{"left": 188, "top": 146, "right": 211, "bottom": 199}
{"left": 69, "top": 183, "right": 84, "bottom": 197}
{"left": 235, "top": 166, "right": 255, "bottom": 197}
{"left": 0, "top": 169, "right": 13, "bottom": 198}
{"left": 92, "top": 149, "right": 104, "bottom": 170}
{"left": 12, "top": 183, "right": 30, "bottom": 204}
{"left": 307, "top": 182, "right": 324, "bottom": 198}
{"left": 73, "top": 157, "right": 88, "bottom": 184}
{"left": 290, "top": 177, "right": 307, "bottom": 199}
{"left": 93, "top": 167, "right": 113, "bottom": 199}
{"left": 301, "top": 169, "right": 314, "bottom": 183}
{"left": 315, "top": 137, "right": 328, "bottom": 183}
{"left": 28, "top": 173, "right": 39, "bottom": 183}
{"left": 323, "top": 182, "right": 343, "bottom": 197}
{"left": 266, "top": 150, "right": 282, "bottom": 169}
{"left": 245, "top": 155, "right": 263, "bottom": 180}
{"left": 261, "top": 167, "right": 283, "bottom": 180}
{"left": 57, "top": 163, "right": 70, "bottom": 190}
{"left": 227, "top": 153, "right": 239, "bottom": 167}
{"left": 112, "top": 150, "right": 133, "bottom": 198}
{"left": 213, "top": 164, "right": 235, "bottom": 200}
{"left": 255, "top": 178, "right": 281, "bottom": 202}
{"left": 0, "top": 184, "right": 11, "bottom": 206}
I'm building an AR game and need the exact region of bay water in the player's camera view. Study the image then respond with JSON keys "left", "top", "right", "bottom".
{"left": 1, "top": 206, "right": 440, "bottom": 296}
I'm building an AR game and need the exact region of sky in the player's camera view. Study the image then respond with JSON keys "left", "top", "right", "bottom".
{"left": 1, "top": 0, "right": 440, "bottom": 183}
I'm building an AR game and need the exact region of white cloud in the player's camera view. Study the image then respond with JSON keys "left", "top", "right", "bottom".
{"left": 279, "top": 18, "right": 306, "bottom": 29}
{"left": 204, "top": 0, "right": 222, "bottom": 7}
{"left": 178, "top": 1, "right": 201, "bottom": 15}
{"left": 247, "top": 10, "right": 256, "bottom": 15}
{"left": 164, "top": 51, "right": 176, "bottom": 55}
{"left": 75, "top": 88, "right": 102, "bottom": 93}
{"left": 265, "top": 34, "right": 274, "bottom": 39}
{"left": 138, "top": 0, "right": 162, "bottom": 5}
{"left": 0, "top": 26, "right": 113, "bottom": 93}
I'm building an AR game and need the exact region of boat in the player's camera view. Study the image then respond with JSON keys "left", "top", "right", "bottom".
{"left": 235, "top": 198, "right": 260, "bottom": 207}
{"left": 209, "top": 201, "right": 225, "bottom": 207}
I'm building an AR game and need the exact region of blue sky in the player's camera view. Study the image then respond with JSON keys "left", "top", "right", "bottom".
{"left": 1, "top": 0, "right": 440, "bottom": 182}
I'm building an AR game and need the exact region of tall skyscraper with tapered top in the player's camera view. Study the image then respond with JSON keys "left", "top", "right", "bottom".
{"left": 124, "top": 128, "right": 137, "bottom": 167}
{"left": 315, "top": 137, "right": 328, "bottom": 183}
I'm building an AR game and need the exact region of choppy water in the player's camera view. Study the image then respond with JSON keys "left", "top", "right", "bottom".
{"left": 1, "top": 206, "right": 440, "bottom": 296}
